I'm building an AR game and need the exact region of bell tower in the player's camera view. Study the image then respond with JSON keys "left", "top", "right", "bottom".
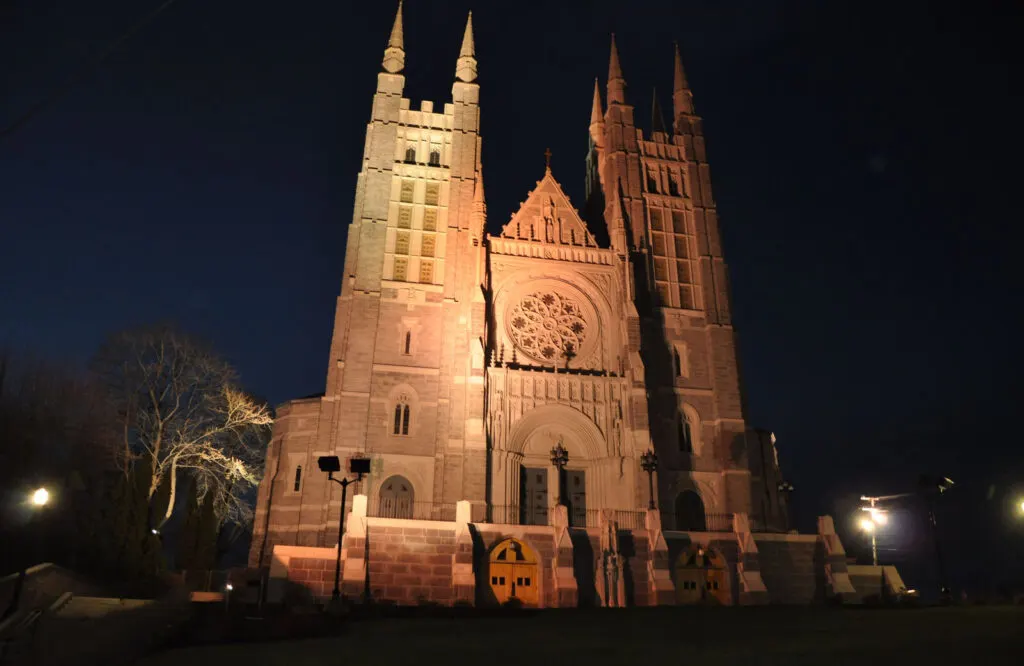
{"left": 586, "top": 38, "right": 757, "bottom": 527}
{"left": 314, "top": 4, "right": 488, "bottom": 524}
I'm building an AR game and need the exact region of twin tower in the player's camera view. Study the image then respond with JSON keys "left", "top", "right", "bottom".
{"left": 251, "top": 2, "right": 787, "bottom": 567}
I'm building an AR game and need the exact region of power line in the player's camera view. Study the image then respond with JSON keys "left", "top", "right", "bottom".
{"left": 0, "top": 0, "right": 182, "bottom": 144}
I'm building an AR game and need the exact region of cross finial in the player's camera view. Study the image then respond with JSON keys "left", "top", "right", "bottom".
{"left": 544, "top": 147, "right": 552, "bottom": 170}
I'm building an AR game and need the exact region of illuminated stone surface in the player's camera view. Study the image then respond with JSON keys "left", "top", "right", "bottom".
{"left": 249, "top": 8, "right": 819, "bottom": 608}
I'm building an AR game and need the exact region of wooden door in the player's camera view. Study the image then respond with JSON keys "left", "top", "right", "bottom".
{"left": 489, "top": 539, "right": 539, "bottom": 606}
{"left": 521, "top": 467, "right": 548, "bottom": 525}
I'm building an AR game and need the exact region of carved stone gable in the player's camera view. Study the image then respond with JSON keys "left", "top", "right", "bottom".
{"left": 499, "top": 170, "right": 599, "bottom": 248}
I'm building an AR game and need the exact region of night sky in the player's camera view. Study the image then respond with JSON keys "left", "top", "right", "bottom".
{"left": 2, "top": 0, "right": 1021, "bottom": 591}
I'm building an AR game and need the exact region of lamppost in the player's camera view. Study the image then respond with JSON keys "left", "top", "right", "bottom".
{"left": 317, "top": 455, "right": 371, "bottom": 603}
{"left": 777, "top": 480, "right": 794, "bottom": 532}
{"left": 2, "top": 487, "right": 51, "bottom": 621}
{"left": 858, "top": 496, "right": 889, "bottom": 567}
{"left": 919, "top": 475, "right": 955, "bottom": 603}
{"left": 640, "top": 450, "right": 658, "bottom": 510}
{"left": 550, "top": 439, "right": 569, "bottom": 507}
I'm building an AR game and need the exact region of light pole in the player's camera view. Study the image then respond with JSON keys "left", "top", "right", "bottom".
{"left": 858, "top": 496, "right": 889, "bottom": 567}
{"left": 777, "top": 480, "right": 794, "bottom": 532}
{"left": 550, "top": 440, "right": 569, "bottom": 507}
{"left": 318, "top": 455, "right": 370, "bottom": 604}
{"left": 640, "top": 450, "right": 658, "bottom": 510}
{"left": 919, "top": 475, "right": 955, "bottom": 603}
{"left": 2, "top": 487, "right": 51, "bottom": 621}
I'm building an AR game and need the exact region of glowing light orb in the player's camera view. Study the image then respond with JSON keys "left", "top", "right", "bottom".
{"left": 31, "top": 488, "right": 49, "bottom": 506}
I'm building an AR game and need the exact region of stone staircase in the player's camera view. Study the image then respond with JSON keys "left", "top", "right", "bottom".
{"left": 754, "top": 537, "right": 824, "bottom": 604}
{"left": 4, "top": 594, "right": 188, "bottom": 666}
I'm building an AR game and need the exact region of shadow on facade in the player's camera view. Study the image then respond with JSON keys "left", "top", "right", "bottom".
{"left": 570, "top": 529, "right": 596, "bottom": 607}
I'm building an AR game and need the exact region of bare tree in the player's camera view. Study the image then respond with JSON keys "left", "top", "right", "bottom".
{"left": 91, "top": 327, "right": 272, "bottom": 530}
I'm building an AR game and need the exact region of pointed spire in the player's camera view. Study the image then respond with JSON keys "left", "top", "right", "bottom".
{"left": 382, "top": 1, "right": 405, "bottom": 73}
{"left": 651, "top": 88, "right": 667, "bottom": 135}
{"left": 672, "top": 42, "right": 695, "bottom": 120}
{"left": 590, "top": 78, "right": 604, "bottom": 126}
{"left": 472, "top": 170, "right": 487, "bottom": 237}
{"left": 608, "top": 34, "right": 623, "bottom": 81}
{"left": 456, "top": 11, "right": 478, "bottom": 82}
{"left": 607, "top": 34, "right": 627, "bottom": 105}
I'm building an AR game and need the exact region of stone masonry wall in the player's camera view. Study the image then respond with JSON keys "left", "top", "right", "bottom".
{"left": 265, "top": 503, "right": 858, "bottom": 609}
{"left": 357, "top": 522, "right": 457, "bottom": 605}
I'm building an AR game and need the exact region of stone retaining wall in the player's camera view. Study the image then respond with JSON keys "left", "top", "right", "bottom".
{"left": 264, "top": 499, "right": 891, "bottom": 608}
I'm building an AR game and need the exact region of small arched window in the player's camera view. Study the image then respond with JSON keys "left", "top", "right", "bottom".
{"left": 679, "top": 413, "right": 693, "bottom": 453}
{"left": 293, "top": 465, "right": 302, "bottom": 492}
{"left": 403, "top": 331, "right": 412, "bottom": 355}
{"left": 673, "top": 347, "right": 682, "bottom": 377}
{"left": 393, "top": 396, "right": 411, "bottom": 435}
{"left": 429, "top": 147, "right": 441, "bottom": 166}
{"left": 405, "top": 146, "right": 417, "bottom": 163}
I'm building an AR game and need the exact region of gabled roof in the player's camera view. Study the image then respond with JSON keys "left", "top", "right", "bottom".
{"left": 497, "top": 168, "right": 599, "bottom": 248}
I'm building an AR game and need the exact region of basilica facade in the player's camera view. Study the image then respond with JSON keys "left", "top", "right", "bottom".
{"left": 247, "top": 6, "right": 827, "bottom": 608}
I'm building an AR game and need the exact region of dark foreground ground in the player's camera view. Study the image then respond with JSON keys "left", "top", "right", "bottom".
{"left": 137, "top": 605, "right": 1024, "bottom": 666}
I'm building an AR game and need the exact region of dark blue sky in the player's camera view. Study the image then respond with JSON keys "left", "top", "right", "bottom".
{"left": 2, "top": 0, "right": 1021, "bottom": 589}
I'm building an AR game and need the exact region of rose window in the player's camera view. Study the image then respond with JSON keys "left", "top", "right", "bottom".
{"left": 508, "top": 291, "right": 588, "bottom": 363}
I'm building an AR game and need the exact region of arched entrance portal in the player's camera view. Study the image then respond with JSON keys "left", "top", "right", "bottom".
{"left": 674, "top": 490, "right": 707, "bottom": 531}
{"left": 378, "top": 475, "right": 413, "bottom": 518}
{"left": 488, "top": 539, "right": 539, "bottom": 606}
{"left": 674, "top": 545, "right": 730, "bottom": 605}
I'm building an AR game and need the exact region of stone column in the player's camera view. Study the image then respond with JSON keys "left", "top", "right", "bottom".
{"left": 452, "top": 500, "right": 475, "bottom": 604}
{"left": 341, "top": 494, "right": 368, "bottom": 599}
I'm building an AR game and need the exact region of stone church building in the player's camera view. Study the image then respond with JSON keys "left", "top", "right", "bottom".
{"left": 248, "top": 6, "right": 899, "bottom": 607}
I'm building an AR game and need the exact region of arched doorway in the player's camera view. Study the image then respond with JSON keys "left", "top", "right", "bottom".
{"left": 674, "top": 490, "right": 707, "bottom": 531}
{"left": 674, "top": 545, "right": 730, "bottom": 605}
{"left": 378, "top": 475, "right": 414, "bottom": 518}
{"left": 488, "top": 539, "right": 539, "bottom": 606}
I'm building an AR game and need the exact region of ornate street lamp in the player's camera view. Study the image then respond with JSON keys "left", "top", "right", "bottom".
{"left": 550, "top": 440, "right": 569, "bottom": 506}
{"left": 640, "top": 450, "right": 658, "bottom": 510}
{"left": 318, "top": 455, "right": 371, "bottom": 603}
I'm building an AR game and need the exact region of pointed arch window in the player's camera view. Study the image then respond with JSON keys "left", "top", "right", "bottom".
{"left": 429, "top": 144, "right": 442, "bottom": 166}
{"left": 647, "top": 168, "right": 659, "bottom": 193}
{"left": 405, "top": 146, "right": 417, "bottom": 163}
{"left": 669, "top": 171, "right": 681, "bottom": 196}
{"left": 403, "top": 331, "right": 412, "bottom": 355}
{"left": 293, "top": 465, "right": 302, "bottom": 492}
{"left": 393, "top": 396, "right": 411, "bottom": 435}
{"left": 673, "top": 342, "right": 689, "bottom": 379}
{"left": 679, "top": 412, "right": 693, "bottom": 453}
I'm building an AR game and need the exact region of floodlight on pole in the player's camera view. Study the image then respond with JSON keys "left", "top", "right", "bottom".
{"left": 859, "top": 517, "right": 875, "bottom": 532}
{"left": 31, "top": 488, "right": 49, "bottom": 507}
{"left": 318, "top": 455, "right": 369, "bottom": 604}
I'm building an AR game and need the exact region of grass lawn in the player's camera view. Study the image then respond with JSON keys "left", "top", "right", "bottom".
{"left": 138, "top": 605, "right": 1024, "bottom": 666}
